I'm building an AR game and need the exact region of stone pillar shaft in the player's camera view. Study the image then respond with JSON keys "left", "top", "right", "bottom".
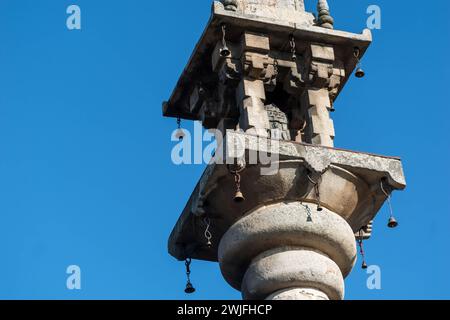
{"left": 236, "top": 32, "right": 272, "bottom": 137}
{"left": 218, "top": 201, "right": 357, "bottom": 300}
{"left": 302, "top": 88, "right": 335, "bottom": 147}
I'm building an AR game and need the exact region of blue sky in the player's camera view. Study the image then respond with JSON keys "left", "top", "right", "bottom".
{"left": 0, "top": 0, "right": 449, "bottom": 300}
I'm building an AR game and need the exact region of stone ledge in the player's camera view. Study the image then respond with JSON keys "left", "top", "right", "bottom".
{"left": 225, "top": 130, "right": 406, "bottom": 188}
{"left": 168, "top": 131, "right": 406, "bottom": 262}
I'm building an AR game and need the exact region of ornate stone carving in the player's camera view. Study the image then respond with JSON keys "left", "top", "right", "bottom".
{"left": 265, "top": 104, "right": 291, "bottom": 140}
{"left": 235, "top": 32, "right": 273, "bottom": 136}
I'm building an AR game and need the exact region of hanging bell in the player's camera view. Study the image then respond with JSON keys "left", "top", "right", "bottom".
{"left": 220, "top": 45, "right": 231, "bottom": 58}
{"left": 353, "top": 47, "right": 365, "bottom": 78}
{"left": 355, "top": 67, "right": 365, "bottom": 78}
{"left": 234, "top": 190, "right": 245, "bottom": 203}
{"left": 361, "top": 261, "right": 368, "bottom": 270}
{"left": 184, "top": 281, "right": 196, "bottom": 294}
{"left": 317, "top": 204, "right": 323, "bottom": 212}
{"left": 206, "top": 239, "right": 213, "bottom": 248}
{"left": 291, "top": 52, "right": 297, "bottom": 62}
{"left": 388, "top": 216, "right": 399, "bottom": 229}
{"left": 175, "top": 128, "right": 185, "bottom": 140}
{"left": 219, "top": 24, "right": 231, "bottom": 58}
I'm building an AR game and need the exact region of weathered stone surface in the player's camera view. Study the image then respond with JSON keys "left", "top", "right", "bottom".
{"left": 230, "top": 0, "right": 311, "bottom": 25}
{"left": 218, "top": 202, "right": 356, "bottom": 292}
{"left": 163, "top": 1, "right": 372, "bottom": 138}
{"left": 225, "top": 131, "right": 406, "bottom": 187}
{"left": 302, "top": 88, "right": 335, "bottom": 147}
{"left": 317, "top": 0, "right": 334, "bottom": 29}
{"left": 242, "top": 248, "right": 345, "bottom": 300}
{"left": 163, "top": 1, "right": 405, "bottom": 301}
{"left": 168, "top": 133, "right": 405, "bottom": 263}
{"left": 267, "top": 288, "right": 329, "bottom": 300}
{"left": 266, "top": 104, "right": 291, "bottom": 140}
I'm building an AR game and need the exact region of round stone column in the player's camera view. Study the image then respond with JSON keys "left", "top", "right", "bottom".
{"left": 218, "top": 201, "right": 357, "bottom": 300}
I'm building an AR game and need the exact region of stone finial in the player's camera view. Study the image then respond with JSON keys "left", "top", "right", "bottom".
{"left": 222, "top": 0, "right": 238, "bottom": 11}
{"left": 317, "top": 0, "right": 334, "bottom": 29}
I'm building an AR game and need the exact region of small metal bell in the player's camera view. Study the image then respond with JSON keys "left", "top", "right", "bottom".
{"left": 353, "top": 47, "right": 365, "bottom": 78}
{"left": 317, "top": 204, "right": 323, "bottom": 212}
{"left": 184, "top": 282, "right": 196, "bottom": 294}
{"left": 291, "top": 52, "right": 297, "bottom": 62}
{"left": 206, "top": 239, "right": 213, "bottom": 248}
{"left": 219, "top": 24, "right": 231, "bottom": 58}
{"left": 355, "top": 67, "right": 365, "bottom": 78}
{"left": 175, "top": 128, "right": 185, "bottom": 140}
{"left": 220, "top": 46, "right": 231, "bottom": 58}
{"left": 388, "top": 216, "right": 399, "bottom": 229}
{"left": 361, "top": 261, "right": 368, "bottom": 270}
{"left": 234, "top": 190, "right": 245, "bottom": 203}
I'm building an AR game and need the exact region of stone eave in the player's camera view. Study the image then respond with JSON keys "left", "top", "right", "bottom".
{"left": 163, "top": 2, "right": 372, "bottom": 121}
{"left": 168, "top": 131, "right": 406, "bottom": 262}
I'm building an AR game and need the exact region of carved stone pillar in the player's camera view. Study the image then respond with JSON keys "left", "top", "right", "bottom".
{"left": 301, "top": 43, "right": 345, "bottom": 147}
{"left": 302, "top": 88, "right": 335, "bottom": 147}
{"left": 163, "top": 0, "right": 405, "bottom": 302}
{"left": 236, "top": 32, "right": 274, "bottom": 137}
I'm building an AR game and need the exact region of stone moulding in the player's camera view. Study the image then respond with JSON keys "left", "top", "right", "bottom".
{"left": 226, "top": 130, "right": 406, "bottom": 187}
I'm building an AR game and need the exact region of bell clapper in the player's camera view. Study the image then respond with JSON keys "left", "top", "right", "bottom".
{"left": 219, "top": 24, "right": 231, "bottom": 58}
{"left": 353, "top": 47, "right": 365, "bottom": 78}
{"left": 203, "top": 217, "right": 213, "bottom": 248}
{"left": 307, "top": 173, "right": 323, "bottom": 212}
{"left": 184, "top": 258, "right": 196, "bottom": 294}
{"left": 358, "top": 229, "right": 368, "bottom": 270}
{"left": 381, "top": 179, "right": 399, "bottom": 229}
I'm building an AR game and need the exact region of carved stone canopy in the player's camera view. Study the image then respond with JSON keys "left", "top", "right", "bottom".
{"left": 163, "top": 2, "right": 371, "bottom": 137}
